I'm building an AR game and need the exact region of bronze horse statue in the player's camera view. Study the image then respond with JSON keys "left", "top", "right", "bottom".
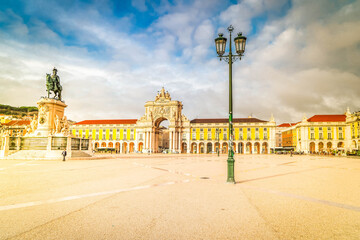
{"left": 46, "top": 72, "right": 62, "bottom": 100}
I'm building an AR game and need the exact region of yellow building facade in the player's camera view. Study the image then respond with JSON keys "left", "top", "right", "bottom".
{"left": 71, "top": 88, "right": 276, "bottom": 154}
{"left": 279, "top": 108, "right": 360, "bottom": 154}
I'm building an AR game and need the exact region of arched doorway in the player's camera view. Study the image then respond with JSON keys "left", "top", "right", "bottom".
{"left": 138, "top": 142, "right": 143, "bottom": 152}
{"left": 232, "top": 142, "right": 236, "bottom": 153}
{"left": 101, "top": 142, "right": 106, "bottom": 147}
{"left": 309, "top": 142, "right": 315, "bottom": 153}
{"left": 262, "top": 142, "right": 268, "bottom": 154}
{"left": 246, "top": 142, "right": 252, "bottom": 154}
{"left": 254, "top": 142, "right": 260, "bottom": 154}
{"left": 181, "top": 142, "right": 187, "bottom": 153}
{"left": 206, "top": 143, "right": 212, "bottom": 153}
{"left": 337, "top": 142, "right": 344, "bottom": 148}
{"left": 154, "top": 118, "right": 170, "bottom": 153}
{"left": 191, "top": 143, "right": 197, "bottom": 153}
{"left": 129, "top": 142, "right": 134, "bottom": 153}
{"left": 238, "top": 142, "right": 244, "bottom": 154}
{"left": 109, "top": 142, "right": 113, "bottom": 148}
{"left": 95, "top": 142, "right": 99, "bottom": 149}
{"left": 123, "top": 142, "right": 128, "bottom": 153}
{"left": 319, "top": 142, "right": 324, "bottom": 152}
{"left": 199, "top": 142, "right": 205, "bottom": 153}
{"left": 351, "top": 140, "right": 357, "bottom": 150}
{"left": 215, "top": 142, "right": 220, "bottom": 154}
{"left": 222, "top": 142, "right": 228, "bottom": 154}
{"left": 115, "top": 142, "right": 120, "bottom": 153}
{"left": 327, "top": 142, "right": 332, "bottom": 149}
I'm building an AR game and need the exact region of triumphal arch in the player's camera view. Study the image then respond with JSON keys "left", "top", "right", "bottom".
{"left": 137, "top": 87, "right": 190, "bottom": 153}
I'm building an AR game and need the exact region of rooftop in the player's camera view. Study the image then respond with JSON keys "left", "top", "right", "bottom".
{"left": 277, "top": 123, "right": 298, "bottom": 128}
{"left": 190, "top": 118, "right": 267, "bottom": 124}
{"left": 2, "top": 120, "right": 30, "bottom": 126}
{"left": 307, "top": 115, "right": 346, "bottom": 122}
{"left": 74, "top": 119, "right": 138, "bottom": 125}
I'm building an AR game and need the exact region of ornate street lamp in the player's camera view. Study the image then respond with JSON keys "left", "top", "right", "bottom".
{"left": 215, "top": 25, "right": 246, "bottom": 183}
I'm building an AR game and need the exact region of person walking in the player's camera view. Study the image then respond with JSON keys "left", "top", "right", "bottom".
{"left": 62, "top": 149, "right": 67, "bottom": 161}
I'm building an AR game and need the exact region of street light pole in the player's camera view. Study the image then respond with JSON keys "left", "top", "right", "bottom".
{"left": 215, "top": 25, "right": 246, "bottom": 183}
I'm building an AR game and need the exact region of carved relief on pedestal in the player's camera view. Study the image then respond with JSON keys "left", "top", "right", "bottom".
{"left": 38, "top": 103, "right": 49, "bottom": 126}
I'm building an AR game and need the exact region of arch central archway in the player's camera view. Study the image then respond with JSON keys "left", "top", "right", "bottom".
{"left": 137, "top": 87, "right": 189, "bottom": 153}
{"left": 154, "top": 118, "right": 169, "bottom": 153}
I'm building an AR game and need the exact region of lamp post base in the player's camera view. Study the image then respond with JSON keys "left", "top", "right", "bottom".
{"left": 227, "top": 156, "right": 235, "bottom": 183}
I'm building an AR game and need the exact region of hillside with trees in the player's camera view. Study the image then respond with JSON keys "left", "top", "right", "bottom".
{"left": 0, "top": 104, "right": 38, "bottom": 117}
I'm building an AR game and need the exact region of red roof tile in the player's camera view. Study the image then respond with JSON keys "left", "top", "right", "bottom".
{"left": 2, "top": 120, "right": 30, "bottom": 126}
{"left": 307, "top": 115, "right": 345, "bottom": 122}
{"left": 277, "top": 123, "right": 297, "bottom": 128}
{"left": 75, "top": 119, "right": 138, "bottom": 125}
{"left": 190, "top": 118, "right": 267, "bottom": 124}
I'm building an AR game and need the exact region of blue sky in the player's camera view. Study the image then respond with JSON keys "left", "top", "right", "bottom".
{"left": 0, "top": 0, "right": 359, "bottom": 123}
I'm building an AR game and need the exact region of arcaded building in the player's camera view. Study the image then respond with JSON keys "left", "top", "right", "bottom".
{"left": 71, "top": 88, "right": 276, "bottom": 154}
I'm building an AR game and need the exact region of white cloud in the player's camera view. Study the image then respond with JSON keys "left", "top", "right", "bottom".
{"left": 0, "top": 0, "right": 359, "bottom": 125}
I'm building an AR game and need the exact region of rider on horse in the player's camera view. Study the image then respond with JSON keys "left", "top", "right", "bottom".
{"left": 46, "top": 67, "right": 62, "bottom": 100}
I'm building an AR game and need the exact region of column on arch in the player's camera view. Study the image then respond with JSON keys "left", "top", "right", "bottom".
{"left": 172, "top": 131, "right": 176, "bottom": 152}
{"left": 169, "top": 130, "right": 173, "bottom": 151}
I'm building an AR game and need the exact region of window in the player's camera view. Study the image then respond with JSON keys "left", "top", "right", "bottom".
{"left": 182, "top": 133, "right": 186, "bottom": 140}
{"left": 327, "top": 132, "right": 331, "bottom": 139}
{"left": 192, "top": 133, "right": 196, "bottom": 140}
{"left": 223, "top": 133, "right": 227, "bottom": 140}
{"left": 130, "top": 134, "right": 134, "bottom": 140}
{"left": 208, "top": 133, "right": 211, "bottom": 140}
{"left": 310, "top": 127, "right": 315, "bottom": 140}
{"left": 116, "top": 129, "right": 120, "bottom": 140}
{"left": 200, "top": 133, "right": 204, "bottom": 140}
{"left": 103, "top": 129, "right": 106, "bottom": 139}
{"left": 247, "top": 128, "right": 251, "bottom": 132}
{"left": 239, "top": 128, "right": 243, "bottom": 131}
{"left": 123, "top": 131, "right": 127, "bottom": 140}
{"left": 327, "top": 127, "right": 331, "bottom": 131}
{"left": 139, "top": 133, "right": 143, "bottom": 140}
{"left": 200, "top": 128, "right": 203, "bottom": 132}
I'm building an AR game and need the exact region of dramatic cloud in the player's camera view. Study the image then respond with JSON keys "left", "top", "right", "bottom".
{"left": 0, "top": 0, "right": 359, "bottom": 124}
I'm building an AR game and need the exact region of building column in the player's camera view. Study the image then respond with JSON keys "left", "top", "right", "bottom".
{"left": 187, "top": 132, "right": 191, "bottom": 153}
{"left": 173, "top": 131, "right": 176, "bottom": 152}
{"left": 149, "top": 130, "right": 152, "bottom": 152}
{"left": 169, "top": 131, "right": 173, "bottom": 152}
{"left": 144, "top": 131, "right": 148, "bottom": 149}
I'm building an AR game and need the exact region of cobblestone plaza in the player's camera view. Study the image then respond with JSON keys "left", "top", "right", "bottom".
{"left": 1, "top": 154, "right": 359, "bottom": 239}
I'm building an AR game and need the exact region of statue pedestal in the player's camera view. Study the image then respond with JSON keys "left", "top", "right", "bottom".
{"left": 33, "top": 98, "right": 67, "bottom": 137}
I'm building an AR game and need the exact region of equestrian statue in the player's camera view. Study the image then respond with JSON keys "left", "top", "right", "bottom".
{"left": 46, "top": 67, "right": 62, "bottom": 100}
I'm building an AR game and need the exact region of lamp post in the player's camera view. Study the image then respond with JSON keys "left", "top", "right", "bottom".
{"left": 215, "top": 25, "right": 246, "bottom": 183}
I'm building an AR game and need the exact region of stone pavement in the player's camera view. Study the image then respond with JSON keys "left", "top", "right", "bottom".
{"left": 0, "top": 154, "right": 359, "bottom": 239}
